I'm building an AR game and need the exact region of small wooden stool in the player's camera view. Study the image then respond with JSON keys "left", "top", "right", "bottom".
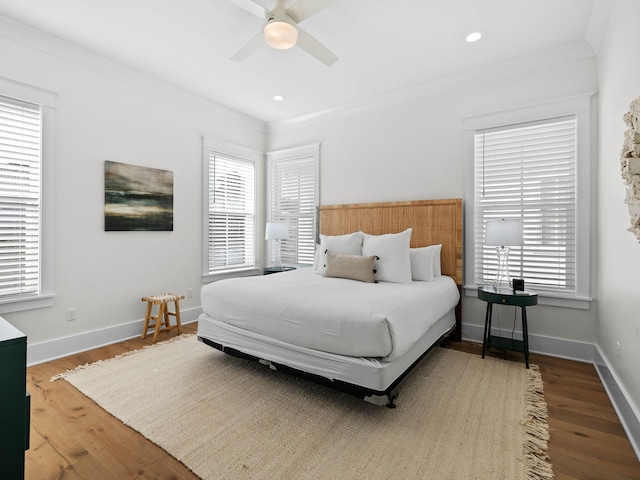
{"left": 141, "top": 293, "right": 185, "bottom": 343}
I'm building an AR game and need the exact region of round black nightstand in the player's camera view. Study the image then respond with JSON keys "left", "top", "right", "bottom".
{"left": 478, "top": 286, "right": 538, "bottom": 368}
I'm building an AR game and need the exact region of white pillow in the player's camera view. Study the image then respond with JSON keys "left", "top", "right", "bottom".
{"left": 431, "top": 244, "right": 442, "bottom": 277}
{"left": 313, "top": 244, "right": 321, "bottom": 271}
{"left": 362, "top": 228, "right": 412, "bottom": 284}
{"left": 317, "top": 232, "right": 364, "bottom": 274}
{"left": 411, "top": 244, "right": 443, "bottom": 277}
{"left": 410, "top": 247, "right": 434, "bottom": 281}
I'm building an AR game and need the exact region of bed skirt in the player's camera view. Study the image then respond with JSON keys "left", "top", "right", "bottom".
{"left": 197, "top": 309, "right": 456, "bottom": 406}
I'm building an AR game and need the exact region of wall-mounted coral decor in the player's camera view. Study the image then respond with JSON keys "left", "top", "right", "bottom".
{"left": 621, "top": 97, "right": 640, "bottom": 242}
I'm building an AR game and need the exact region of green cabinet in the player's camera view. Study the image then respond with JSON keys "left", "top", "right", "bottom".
{"left": 0, "top": 318, "right": 29, "bottom": 479}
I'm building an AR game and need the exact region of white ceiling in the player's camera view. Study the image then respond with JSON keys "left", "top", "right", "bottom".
{"left": 0, "top": 0, "right": 616, "bottom": 127}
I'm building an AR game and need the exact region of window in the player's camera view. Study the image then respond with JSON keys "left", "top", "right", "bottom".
{"left": 202, "top": 138, "right": 259, "bottom": 280}
{"left": 0, "top": 79, "right": 55, "bottom": 313}
{"left": 464, "top": 95, "right": 592, "bottom": 309}
{"left": 267, "top": 144, "right": 319, "bottom": 265}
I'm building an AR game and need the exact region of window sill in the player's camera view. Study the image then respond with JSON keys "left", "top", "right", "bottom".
{"left": 0, "top": 293, "right": 55, "bottom": 314}
{"left": 464, "top": 285, "right": 592, "bottom": 310}
{"left": 202, "top": 267, "right": 261, "bottom": 284}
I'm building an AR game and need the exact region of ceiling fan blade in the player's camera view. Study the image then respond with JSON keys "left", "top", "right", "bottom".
{"left": 228, "top": 0, "right": 266, "bottom": 18}
{"left": 231, "top": 31, "right": 265, "bottom": 62}
{"left": 296, "top": 27, "right": 338, "bottom": 66}
{"left": 286, "top": 0, "right": 336, "bottom": 23}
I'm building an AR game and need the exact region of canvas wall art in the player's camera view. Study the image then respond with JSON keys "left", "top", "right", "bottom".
{"left": 104, "top": 161, "right": 173, "bottom": 231}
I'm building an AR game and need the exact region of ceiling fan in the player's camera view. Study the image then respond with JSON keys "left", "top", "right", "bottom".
{"left": 229, "top": 0, "right": 338, "bottom": 66}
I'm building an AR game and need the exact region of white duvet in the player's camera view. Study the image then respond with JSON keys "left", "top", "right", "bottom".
{"left": 200, "top": 268, "right": 460, "bottom": 361}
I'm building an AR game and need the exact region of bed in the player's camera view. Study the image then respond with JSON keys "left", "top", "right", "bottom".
{"left": 197, "top": 199, "right": 463, "bottom": 407}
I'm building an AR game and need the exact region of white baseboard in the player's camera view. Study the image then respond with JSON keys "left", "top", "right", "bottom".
{"left": 460, "top": 322, "right": 596, "bottom": 362}
{"left": 461, "top": 321, "right": 640, "bottom": 460}
{"left": 26, "top": 306, "right": 203, "bottom": 367}
{"left": 594, "top": 346, "right": 640, "bottom": 461}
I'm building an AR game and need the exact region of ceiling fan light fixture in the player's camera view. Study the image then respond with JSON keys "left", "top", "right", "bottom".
{"left": 264, "top": 14, "right": 298, "bottom": 50}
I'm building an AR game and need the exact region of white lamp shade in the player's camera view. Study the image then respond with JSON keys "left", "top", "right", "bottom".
{"left": 485, "top": 219, "right": 523, "bottom": 246}
{"left": 265, "top": 222, "right": 289, "bottom": 241}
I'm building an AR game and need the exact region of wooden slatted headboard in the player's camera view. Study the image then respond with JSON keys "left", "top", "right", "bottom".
{"left": 319, "top": 199, "right": 463, "bottom": 286}
{"left": 319, "top": 199, "right": 463, "bottom": 341}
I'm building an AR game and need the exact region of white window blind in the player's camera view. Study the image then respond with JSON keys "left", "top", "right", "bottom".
{"left": 206, "top": 152, "right": 255, "bottom": 272}
{"left": 268, "top": 146, "right": 319, "bottom": 265}
{"left": 473, "top": 116, "right": 577, "bottom": 293}
{"left": 0, "top": 95, "right": 42, "bottom": 298}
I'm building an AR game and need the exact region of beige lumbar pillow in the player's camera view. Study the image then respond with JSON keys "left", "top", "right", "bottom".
{"left": 324, "top": 251, "right": 376, "bottom": 283}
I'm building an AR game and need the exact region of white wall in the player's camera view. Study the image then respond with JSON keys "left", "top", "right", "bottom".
{"left": 0, "top": 19, "right": 606, "bottom": 365}
{"left": 597, "top": 0, "right": 640, "bottom": 418}
{"left": 268, "top": 57, "right": 600, "bottom": 347}
{"left": 0, "top": 35, "right": 265, "bottom": 348}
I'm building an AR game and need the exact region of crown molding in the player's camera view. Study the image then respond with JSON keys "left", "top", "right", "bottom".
{"left": 0, "top": 14, "right": 267, "bottom": 134}
{"left": 585, "top": 0, "right": 619, "bottom": 54}
{"left": 266, "top": 41, "right": 597, "bottom": 133}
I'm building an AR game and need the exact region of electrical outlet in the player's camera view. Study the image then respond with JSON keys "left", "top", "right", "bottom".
{"left": 616, "top": 341, "right": 621, "bottom": 361}
{"left": 67, "top": 307, "right": 76, "bottom": 321}
{"left": 187, "top": 288, "right": 193, "bottom": 298}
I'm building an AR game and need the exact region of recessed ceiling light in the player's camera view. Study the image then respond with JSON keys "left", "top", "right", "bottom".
{"left": 466, "top": 32, "right": 483, "bottom": 43}
{"left": 273, "top": 94, "right": 285, "bottom": 102}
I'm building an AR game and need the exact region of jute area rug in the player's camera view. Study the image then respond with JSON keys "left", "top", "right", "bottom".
{"left": 53, "top": 335, "right": 553, "bottom": 480}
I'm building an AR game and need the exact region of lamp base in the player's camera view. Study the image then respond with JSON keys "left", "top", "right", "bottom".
{"left": 273, "top": 239, "right": 282, "bottom": 271}
{"left": 493, "top": 246, "right": 513, "bottom": 291}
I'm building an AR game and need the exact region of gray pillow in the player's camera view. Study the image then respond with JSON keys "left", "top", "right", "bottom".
{"left": 324, "top": 251, "right": 376, "bottom": 283}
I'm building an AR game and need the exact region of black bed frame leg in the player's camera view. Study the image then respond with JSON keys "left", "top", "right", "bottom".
{"left": 386, "top": 391, "right": 398, "bottom": 409}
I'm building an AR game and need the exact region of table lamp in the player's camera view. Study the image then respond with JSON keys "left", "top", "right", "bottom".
{"left": 485, "top": 218, "right": 523, "bottom": 291}
{"left": 265, "top": 222, "right": 289, "bottom": 271}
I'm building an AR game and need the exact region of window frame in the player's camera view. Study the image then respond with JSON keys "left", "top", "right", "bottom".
{"left": 202, "top": 137, "right": 260, "bottom": 282}
{"left": 266, "top": 144, "right": 320, "bottom": 267}
{"left": 0, "top": 78, "right": 55, "bottom": 314}
{"left": 463, "top": 94, "right": 593, "bottom": 309}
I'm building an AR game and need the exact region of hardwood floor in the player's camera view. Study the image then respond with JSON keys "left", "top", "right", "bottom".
{"left": 24, "top": 323, "right": 640, "bottom": 480}
{"left": 443, "top": 339, "right": 640, "bottom": 480}
{"left": 26, "top": 324, "right": 200, "bottom": 480}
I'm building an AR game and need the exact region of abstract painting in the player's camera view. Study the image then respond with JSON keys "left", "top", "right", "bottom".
{"left": 104, "top": 161, "right": 173, "bottom": 231}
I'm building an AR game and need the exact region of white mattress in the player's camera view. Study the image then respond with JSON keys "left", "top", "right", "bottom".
{"left": 200, "top": 268, "right": 460, "bottom": 361}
